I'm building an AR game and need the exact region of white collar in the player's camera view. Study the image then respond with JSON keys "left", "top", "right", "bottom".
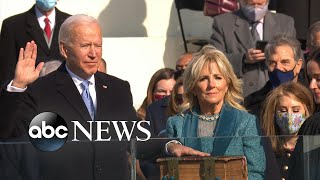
{"left": 65, "top": 64, "right": 95, "bottom": 87}
{"left": 35, "top": 7, "right": 56, "bottom": 28}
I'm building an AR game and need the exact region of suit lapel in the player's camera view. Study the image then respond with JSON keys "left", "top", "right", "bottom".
{"left": 212, "top": 103, "right": 238, "bottom": 155}
{"left": 182, "top": 110, "right": 198, "bottom": 138}
{"left": 55, "top": 64, "right": 91, "bottom": 121}
{"left": 263, "top": 11, "right": 276, "bottom": 41}
{"left": 26, "top": 6, "right": 50, "bottom": 55}
{"left": 94, "top": 73, "right": 108, "bottom": 121}
{"left": 234, "top": 11, "right": 254, "bottom": 49}
{"left": 182, "top": 110, "right": 201, "bottom": 150}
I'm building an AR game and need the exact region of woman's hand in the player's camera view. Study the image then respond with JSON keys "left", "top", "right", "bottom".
{"left": 167, "top": 143, "right": 210, "bottom": 157}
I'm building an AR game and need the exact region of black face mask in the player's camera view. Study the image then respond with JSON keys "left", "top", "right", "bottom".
{"left": 175, "top": 94, "right": 183, "bottom": 105}
{"left": 268, "top": 64, "right": 296, "bottom": 88}
{"left": 153, "top": 94, "right": 166, "bottom": 101}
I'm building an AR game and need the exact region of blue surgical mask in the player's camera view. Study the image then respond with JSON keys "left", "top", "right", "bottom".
{"left": 268, "top": 65, "right": 296, "bottom": 88}
{"left": 276, "top": 112, "right": 306, "bottom": 135}
{"left": 240, "top": 2, "right": 268, "bottom": 22}
{"left": 36, "top": 0, "right": 57, "bottom": 11}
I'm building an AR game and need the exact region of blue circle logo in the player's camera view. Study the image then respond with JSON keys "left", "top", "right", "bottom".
{"left": 28, "top": 112, "right": 68, "bottom": 152}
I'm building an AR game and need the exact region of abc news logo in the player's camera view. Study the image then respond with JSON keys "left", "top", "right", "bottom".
{"left": 28, "top": 112, "right": 151, "bottom": 152}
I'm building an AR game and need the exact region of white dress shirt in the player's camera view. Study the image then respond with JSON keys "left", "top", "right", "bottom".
{"left": 35, "top": 7, "right": 56, "bottom": 45}
{"left": 65, "top": 65, "right": 97, "bottom": 112}
{"left": 35, "top": 7, "right": 56, "bottom": 32}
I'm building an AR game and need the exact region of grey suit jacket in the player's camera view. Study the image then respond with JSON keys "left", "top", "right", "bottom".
{"left": 210, "top": 10, "right": 296, "bottom": 97}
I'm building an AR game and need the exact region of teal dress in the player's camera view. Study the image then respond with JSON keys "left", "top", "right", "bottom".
{"left": 166, "top": 103, "right": 266, "bottom": 179}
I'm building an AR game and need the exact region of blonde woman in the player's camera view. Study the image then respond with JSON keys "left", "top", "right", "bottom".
{"left": 166, "top": 45, "right": 265, "bottom": 179}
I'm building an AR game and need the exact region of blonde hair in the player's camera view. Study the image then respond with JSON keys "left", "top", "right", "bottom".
{"left": 183, "top": 45, "right": 244, "bottom": 111}
{"left": 260, "top": 82, "right": 314, "bottom": 153}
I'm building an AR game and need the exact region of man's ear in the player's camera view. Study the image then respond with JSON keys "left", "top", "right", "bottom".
{"left": 296, "top": 58, "right": 303, "bottom": 73}
{"left": 59, "top": 42, "right": 68, "bottom": 59}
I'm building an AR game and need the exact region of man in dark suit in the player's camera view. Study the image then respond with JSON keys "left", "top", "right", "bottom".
{"left": 0, "top": 0, "right": 70, "bottom": 86}
{"left": 210, "top": 0, "right": 296, "bottom": 97}
{"left": 244, "top": 35, "right": 304, "bottom": 118}
{"left": 0, "top": 14, "right": 143, "bottom": 180}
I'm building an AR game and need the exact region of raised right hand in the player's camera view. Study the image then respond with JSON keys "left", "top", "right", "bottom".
{"left": 12, "top": 41, "right": 44, "bottom": 88}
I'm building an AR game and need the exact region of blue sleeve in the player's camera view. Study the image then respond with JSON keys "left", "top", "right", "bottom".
{"left": 166, "top": 116, "right": 175, "bottom": 138}
{"left": 242, "top": 115, "right": 266, "bottom": 180}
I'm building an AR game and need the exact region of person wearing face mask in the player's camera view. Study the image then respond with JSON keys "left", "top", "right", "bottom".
{"left": 0, "top": 0, "right": 70, "bottom": 86}
{"left": 210, "top": 0, "right": 296, "bottom": 98}
{"left": 139, "top": 54, "right": 191, "bottom": 180}
{"left": 260, "top": 82, "right": 314, "bottom": 180}
{"left": 144, "top": 53, "right": 193, "bottom": 137}
{"left": 288, "top": 50, "right": 320, "bottom": 178}
{"left": 245, "top": 35, "right": 305, "bottom": 118}
{"left": 136, "top": 68, "right": 176, "bottom": 120}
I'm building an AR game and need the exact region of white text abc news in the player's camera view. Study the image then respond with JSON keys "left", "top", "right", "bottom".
{"left": 29, "top": 121, "right": 151, "bottom": 141}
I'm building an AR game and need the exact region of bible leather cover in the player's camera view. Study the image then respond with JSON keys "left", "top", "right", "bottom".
{"left": 157, "top": 155, "right": 248, "bottom": 180}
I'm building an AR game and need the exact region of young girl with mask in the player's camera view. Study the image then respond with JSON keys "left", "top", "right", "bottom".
{"left": 260, "top": 82, "right": 314, "bottom": 180}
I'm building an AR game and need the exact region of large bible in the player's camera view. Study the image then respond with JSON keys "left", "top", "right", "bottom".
{"left": 157, "top": 155, "right": 248, "bottom": 180}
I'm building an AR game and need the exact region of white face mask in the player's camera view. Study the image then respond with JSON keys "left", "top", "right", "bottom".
{"left": 36, "top": 0, "right": 57, "bottom": 11}
{"left": 240, "top": 1, "right": 269, "bottom": 22}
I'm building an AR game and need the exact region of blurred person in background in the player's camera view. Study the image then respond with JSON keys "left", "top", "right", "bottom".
{"left": 175, "top": 52, "right": 193, "bottom": 71}
{"left": 145, "top": 52, "right": 193, "bottom": 136}
{"left": 306, "top": 21, "right": 320, "bottom": 58}
{"left": 260, "top": 82, "right": 314, "bottom": 180}
{"left": 210, "top": 0, "right": 296, "bottom": 97}
{"left": 167, "top": 77, "right": 185, "bottom": 117}
{"left": 289, "top": 56, "right": 320, "bottom": 178}
{"left": 306, "top": 48, "right": 320, "bottom": 112}
{"left": 0, "top": 0, "right": 70, "bottom": 86}
{"left": 136, "top": 68, "right": 175, "bottom": 120}
{"left": 245, "top": 35, "right": 304, "bottom": 118}
{"left": 140, "top": 53, "right": 192, "bottom": 180}
{"left": 39, "top": 59, "right": 62, "bottom": 76}
{"left": 98, "top": 58, "right": 107, "bottom": 73}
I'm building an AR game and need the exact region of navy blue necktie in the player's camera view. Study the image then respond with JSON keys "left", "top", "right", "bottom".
{"left": 81, "top": 80, "right": 95, "bottom": 120}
